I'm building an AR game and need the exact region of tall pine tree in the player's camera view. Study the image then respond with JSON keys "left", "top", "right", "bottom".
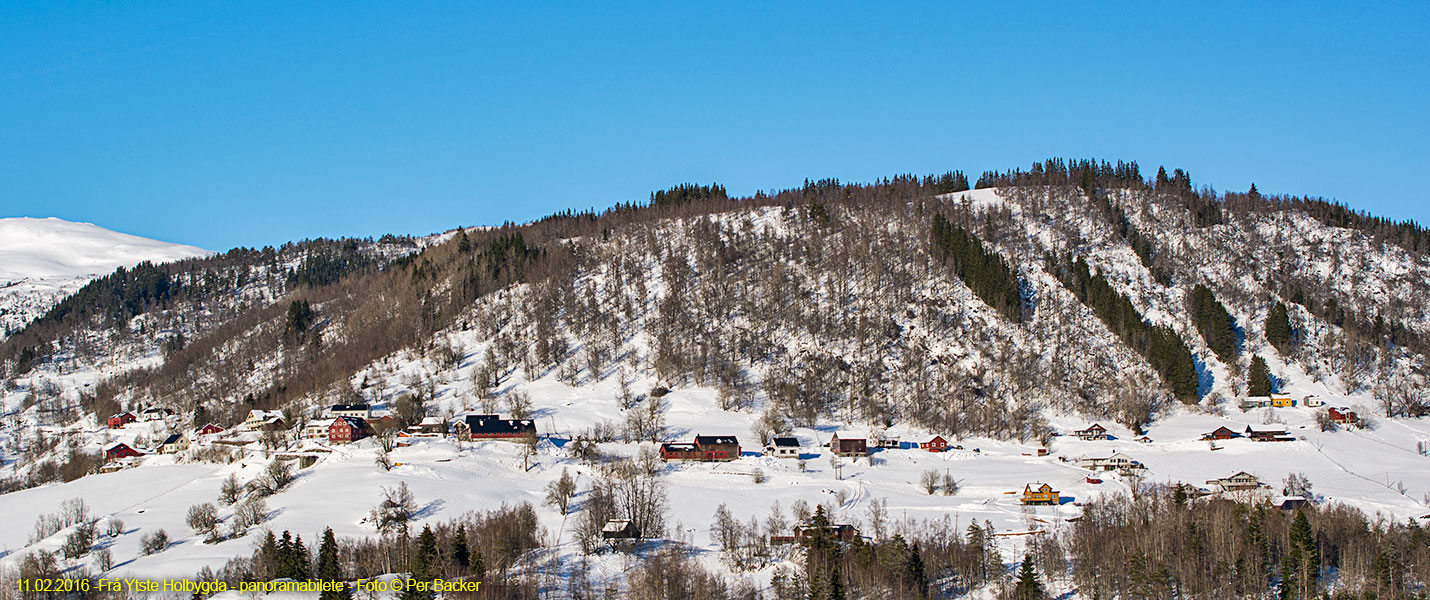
{"left": 317, "top": 527, "right": 350, "bottom": 600}
{"left": 1013, "top": 554, "right": 1046, "bottom": 600}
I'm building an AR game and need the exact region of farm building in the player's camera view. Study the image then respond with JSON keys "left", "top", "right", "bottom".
{"left": 196, "top": 423, "right": 225, "bottom": 436}
{"left": 661, "top": 435, "right": 740, "bottom": 461}
{"left": 829, "top": 432, "right": 868, "bottom": 457}
{"left": 1245, "top": 426, "right": 1294, "bottom": 442}
{"left": 452, "top": 414, "right": 537, "bottom": 442}
{"left": 1078, "top": 452, "right": 1142, "bottom": 473}
{"left": 1329, "top": 407, "right": 1360, "bottom": 426}
{"left": 1201, "top": 426, "right": 1239, "bottom": 441}
{"left": 602, "top": 519, "right": 640, "bottom": 540}
{"left": 919, "top": 435, "right": 949, "bottom": 452}
{"left": 107, "top": 412, "right": 137, "bottom": 429}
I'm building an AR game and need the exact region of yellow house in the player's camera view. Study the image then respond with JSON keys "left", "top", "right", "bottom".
{"left": 1270, "top": 395, "right": 1294, "bottom": 407}
{"left": 1021, "top": 483, "right": 1060, "bottom": 505}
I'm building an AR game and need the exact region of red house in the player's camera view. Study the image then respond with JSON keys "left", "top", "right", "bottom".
{"left": 1201, "top": 426, "right": 1239, "bottom": 441}
{"left": 105, "top": 443, "right": 143, "bottom": 462}
{"left": 196, "top": 423, "right": 225, "bottom": 436}
{"left": 919, "top": 435, "right": 949, "bottom": 452}
{"left": 107, "top": 412, "right": 137, "bottom": 429}
{"left": 1329, "top": 408, "right": 1360, "bottom": 425}
{"left": 329, "top": 416, "right": 373, "bottom": 444}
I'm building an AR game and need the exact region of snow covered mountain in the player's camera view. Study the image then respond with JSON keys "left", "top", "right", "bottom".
{"left": 0, "top": 217, "right": 211, "bottom": 337}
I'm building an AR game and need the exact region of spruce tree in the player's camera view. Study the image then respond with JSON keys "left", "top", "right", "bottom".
{"left": 1248, "top": 355, "right": 1273, "bottom": 396}
{"left": 451, "top": 523, "right": 470, "bottom": 572}
{"left": 317, "top": 527, "right": 350, "bottom": 600}
{"left": 403, "top": 525, "right": 438, "bottom": 600}
{"left": 1013, "top": 554, "right": 1045, "bottom": 600}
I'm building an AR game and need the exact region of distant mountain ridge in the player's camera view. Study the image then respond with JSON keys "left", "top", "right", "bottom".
{"left": 0, "top": 217, "right": 211, "bottom": 337}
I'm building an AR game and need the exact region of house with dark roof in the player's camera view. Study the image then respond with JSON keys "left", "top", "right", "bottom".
{"left": 1021, "top": 483, "right": 1060, "bottom": 505}
{"left": 105, "top": 443, "right": 143, "bottom": 462}
{"left": 1201, "top": 426, "right": 1239, "bottom": 441}
{"left": 452, "top": 414, "right": 536, "bottom": 442}
{"left": 1245, "top": 426, "right": 1294, "bottom": 442}
{"left": 329, "top": 416, "right": 373, "bottom": 444}
{"left": 328, "top": 403, "right": 371, "bottom": 419}
{"left": 107, "top": 412, "right": 137, "bottom": 429}
{"left": 765, "top": 437, "right": 800, "bottom": 458}
{"left": 159, "top": 433, "right": 190, "bottom": 454}
{"left": 661, "top": 435, "right": 740, "bottom": 461}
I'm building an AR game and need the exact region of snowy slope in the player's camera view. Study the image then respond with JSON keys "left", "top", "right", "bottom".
{"left": 0, "top": 217, "right": 212, "bottom": 336}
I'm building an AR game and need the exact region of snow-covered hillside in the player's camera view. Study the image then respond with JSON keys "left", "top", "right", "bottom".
{"left": 0, "top": 217, "right": 211, "bottom": 337}
{"left": 2, "top": 177, "right": 1428, "bottom": 597}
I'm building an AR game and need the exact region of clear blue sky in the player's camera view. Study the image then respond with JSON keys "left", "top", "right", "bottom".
{"left": 2, "top": 2, "right": 1426, "bottom": 251}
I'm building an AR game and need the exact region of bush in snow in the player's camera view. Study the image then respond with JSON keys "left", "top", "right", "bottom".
{"left": 140, "top": 529, "right": 169, "bottom": 555}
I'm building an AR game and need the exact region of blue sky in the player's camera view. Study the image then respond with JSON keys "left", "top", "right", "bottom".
{"left": 2, "top": 2, "right": 1426, "bottom": 251}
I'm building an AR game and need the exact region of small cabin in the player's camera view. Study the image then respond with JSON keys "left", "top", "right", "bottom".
{"left": 766, "top": 437, "right": 801, "bottom": 458}
{"left": 105, "top": 443, "right": 143, "bottom": 462}
{"left": 1302, "top": 395, "right": 1325, "bottom": 408}
{"left": 196, "top": 423, "right": 225, "bottom": 436}
{"left": 408, "top": 416, "right": 447, "bottom": 435}
{"left": 1021, "top": 483, "right": 1060, "bottom": 505}
{"left": 329, "top": 416, "right": 373, "bottom": 444}
{"left": 1241, "top": 396, "right": 1274, "bottom": 410}
{"left": 107, "top": 412, "right": 137, "bottom": 429}
{"left": 1270, "top": 395, "right": 1295, "bottom": 408}
{"left": 1201, "top": 426, "right": 1239, "bottom": 441}
{"left": 919, "top": 435, "right": 949, "bottom": 452}
{"left": 829, "top": 432, "right": 868, "bottom": 457}
{"left": 602, "top": 519, "right": 640, "bottom": 540}
{"left": 303, "top": 421, "right": 333, "bottom": 440}
{"left": 1073, "top": 424, "right": 1108, "bottom": 441}
{"left": 159, "top": 433, "right": 189, "bottom": 454}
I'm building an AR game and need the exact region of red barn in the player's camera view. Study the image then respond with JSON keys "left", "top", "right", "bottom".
{"left": 196, "top": 423, "right": 225, "bottom": 436}
{"left": 920, "top": 435, "right": 949, "bottom": 452}
{"left": 107, "top": 412, "right": 137, "bottom": 429}
{"left": 661, "top": 435, "right": 740, "bottom": 462}
{"left": 1201, "top": 426, "right": 1238, "bottom": 441}
{"left": 829, "top": 432, "right": 868, "bottom": 457}
{"left": 329, "top": 416, "right": 373, "bottom": 444}
{"left": 105, "top": 443, "right": 143, "bottom": 462}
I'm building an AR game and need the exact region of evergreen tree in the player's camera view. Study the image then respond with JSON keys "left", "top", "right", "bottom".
{"left": 930, "top": 213, "right": 1025, "bottom": 323}
{"left": 403, "top": 525, "right": 438, "bottom": 600}
{"left": 1013, "top": 554, "right": 1046, "bottom": 600}
{"left": 906, "top": 542, "right": 928, "bottom": 598}
{"left": 803, "top": 505, "right": 844, "bottom": 600}
{"left": 1249, "top": 354, "right": 1274, "bottom": 396}
{"left": 450, "top": 523, "right": 470, "bottom": 572}
{"left": 317, "top": 527, "right": 350, "bottom": 600}
{"left": 1266, "top": 302, "right": 1294, "bottom": 353}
